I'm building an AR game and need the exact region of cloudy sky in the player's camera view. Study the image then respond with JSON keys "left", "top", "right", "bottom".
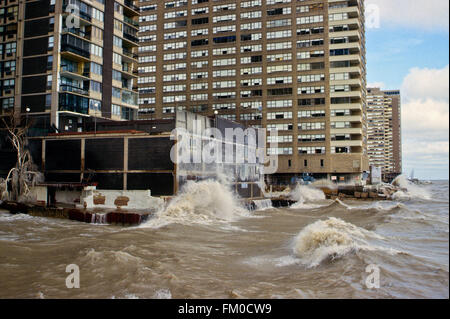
{"left": 366, "top": 0, "right": 449, "bottom": 180}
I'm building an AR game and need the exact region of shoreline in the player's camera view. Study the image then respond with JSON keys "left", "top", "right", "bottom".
{"left": 0, "top": 182, "right": 400, "bottom": 226}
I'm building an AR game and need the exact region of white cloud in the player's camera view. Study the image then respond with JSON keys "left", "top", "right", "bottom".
{"left": 404, "top": 141, "right": 449, "bottom": 157}
{"left": 400, "top": 65, "right": 449, "bottom": 178}
{"left": 402, "top": 99, "right": 449, "bottom": 138}
{"left": 402, "top": 65, "right": 449, "bottom": 101}
{"left": 367, "top": 0, "right": 449, "bottom": 31}
{"left": 401, "top": 65, "right": 449, "bottom": 137}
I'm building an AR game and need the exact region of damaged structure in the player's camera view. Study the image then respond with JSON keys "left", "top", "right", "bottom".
{"left": 3, "top": 111, "right": 265, "bottom": 214}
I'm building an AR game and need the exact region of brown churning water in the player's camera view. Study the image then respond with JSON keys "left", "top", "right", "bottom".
{"left": 0, "top": 180, "right": 448, "bottom": 299}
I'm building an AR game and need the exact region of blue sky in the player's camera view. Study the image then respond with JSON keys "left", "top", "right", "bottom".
{"left": 365, "top": 0, "right": 449, "bottom": 180}
{"left": 367, "top": 29, "right": 449, "bottom": 89}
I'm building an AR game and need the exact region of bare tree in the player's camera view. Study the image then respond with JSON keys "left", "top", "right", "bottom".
{"left": 0, "top": 113, "right": 42, "bottom": 202}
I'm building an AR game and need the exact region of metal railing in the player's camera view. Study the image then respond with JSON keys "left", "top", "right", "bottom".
{"left": 60, "top": 84, "right": 89, "bottom": 96}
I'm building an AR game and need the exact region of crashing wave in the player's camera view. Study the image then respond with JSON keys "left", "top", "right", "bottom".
{"left": 289, "top": 184, "right": 327, "bottom": 209}
{"left": 143, "top": 179, "right": 249, "bottom": 228}
{"left": 392, "top": 175, "right": 432, "bottom": 201}
{"left": 292, "top": 217, "right": 399, "bottom": 267}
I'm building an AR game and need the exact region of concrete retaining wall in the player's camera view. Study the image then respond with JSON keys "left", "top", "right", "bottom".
{"left": 79, "top": 187, "right": 164, "bottom": 211}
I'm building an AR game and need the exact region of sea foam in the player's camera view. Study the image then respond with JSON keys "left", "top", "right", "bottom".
{"left": 289, "top": 184, "right": 327, "bottom": 209}
{"left": 292, "top": 217, "right": 398, "bottom": 267}
{"left": 142, "top": 179, "right": 249, "bottom": 228}
{"left": 392, "top": 176, "right": 432, "bottom": 201}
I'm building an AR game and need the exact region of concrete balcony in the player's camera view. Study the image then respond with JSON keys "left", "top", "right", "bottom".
{"left": 330, "top": 42, "right": 361, "bottom": 52}
{"left": 330, "top": 78, "right": 362, "bottom": 87}
{"left": 330, "top": 66, "right": 362, "bottom": 75}
{"left": 120, "top": 50, "right": 139, "bottom": 63}
{"left": 60, "top": 70, "right": 91, "bottom": 82}
{"left": 331, "top": 140, "right": 363, "bottom": 147}
{"left": 329, "top": 29, "right": 361, "bottom": 39}
{"left": 59, "top": 84, "right": 89, "bottom": 96}
{"left": 330, "top": 54, "right": 362, "bottom": 64}
{"left": 331, "top": 90, "right": 362, "bottom": 99}
{"left": 328, "top": 2, "right": 361, "bottom": 16}
{"left": 330, "top": 103, "right": 362, "bottom": 110}
{"left": 331, "top": 127, "right": 363, "bottom": 135}
{"left": 123, "top": 0, "right": 140, "bottom": 17}
{"left": 329, "top": 18, "right": 361, "bottom": 29}
{"left": 331, "top": 115, "right": 362, "bottom": 123}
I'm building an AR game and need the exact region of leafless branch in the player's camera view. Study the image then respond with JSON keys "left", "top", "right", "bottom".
{"left": 0, "top": 111, "right": 42, "bottom": 202}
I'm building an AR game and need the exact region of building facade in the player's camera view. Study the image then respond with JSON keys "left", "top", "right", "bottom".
{"left": 137, "top": 0, "right": 368, "bottom": 183}
{"left": 0, "top": 0, "right": 139, "bottom": 133}
{"left": 367, "top": 87, "right": 402, "bottom": 178}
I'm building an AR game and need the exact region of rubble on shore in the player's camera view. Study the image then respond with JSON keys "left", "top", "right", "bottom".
{"left": 319, "top": 183, "right": 404, "bottom": 201}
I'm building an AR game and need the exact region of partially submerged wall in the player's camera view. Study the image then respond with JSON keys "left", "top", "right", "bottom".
{"left": 79, "top": 187, "right": 164, "bottom": 211}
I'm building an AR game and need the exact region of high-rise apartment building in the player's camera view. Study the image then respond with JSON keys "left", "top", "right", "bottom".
{"left": 137, "top": 0, "right": 368, "bottom": 183}
{"left": 0, "top": 0, "right": 139, "bottom": 133}
{"left": 0, "top": 0, "right": 20, "bottom": 116}
{"left": 367, "top": 87, "right": 402, "bottom": 178}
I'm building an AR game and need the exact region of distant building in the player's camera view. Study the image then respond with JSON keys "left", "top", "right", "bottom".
{"left": 366, "top": 88, "right": 402, "bottom": 179}
{"left": 0, "top": 0, "right": 140, "bottom": 133}
{"left": 137, "top": 0, "right": 369, "bottom": 184}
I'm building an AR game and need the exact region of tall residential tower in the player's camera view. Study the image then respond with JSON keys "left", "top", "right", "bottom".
{"left": 137, "top": 0, "right": 368, "bottom": 183}
{"left": 0, "top": 0, "right": 140, "bottom": 133}
{"left": 367, "top": 87, "right": 402, "bottom": 179}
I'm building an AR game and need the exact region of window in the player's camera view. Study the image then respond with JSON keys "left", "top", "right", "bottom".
{"left": 90, "top": 62, "right": 102, "bottom": 75}
{"left": 48, "top": 36, "right": 54, "bottom": 50}
{"left": 298, "top": 147, "right": 326, "bottom": 155}
{"left": 2, "top": 97, "right": 14, "bottom": 110}
{"left": 5, "top": 42, "right": 16, "bottom": 56}
{"left": 268, "top": 88, "right": 293, "bottom": 96}
{"left": 90, "top": 80, "right": 102, "bottom": 93}
{"left": 46, "top": 75, "right": 52, "bottom": 90}
{"left": 90, "top": 99, "right": 101, "bottom": 111}
{"left": 46, "top": 55, "right": 53, "bottom": 70}
{"left": 91, "top": 44, "right": 103, "bottom": 57}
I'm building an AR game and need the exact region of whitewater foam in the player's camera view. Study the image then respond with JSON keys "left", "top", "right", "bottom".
{"left": 289, "top": 184, "right": 327, "bottom": 209}
{"left": 334, "top": 198, "right": 405, "bottom": 212}
{"left": 82, "top": 248, "right": 143, "bottom": 266}
{"left": 253, "top": 199, "right": 273, "bottom": 211}
{"left": 143, "top": 179, "right": 250, "bottom": 228}
{"left": 292, "top": 217, "right": 400, "bottom": 268}
{"left": 392, "top": 175, "right": 432, "bottom": 201}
